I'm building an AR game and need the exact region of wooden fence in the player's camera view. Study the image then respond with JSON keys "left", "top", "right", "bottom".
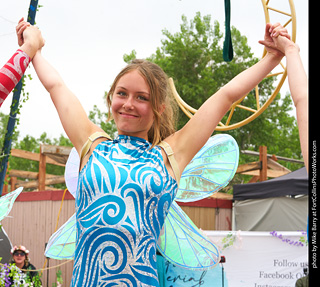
{"left": 2, "top": 143, "right": 297, "bottom": 195}
{"left": 2, "top": 145, "right": 72, "bottom": 193}
{"left": 2, "top": 143, "right": 301, "bottom": 195}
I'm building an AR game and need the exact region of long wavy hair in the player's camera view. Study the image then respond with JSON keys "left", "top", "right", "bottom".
{"left": 106, "top": 59, "right": 178, "bottom": 147}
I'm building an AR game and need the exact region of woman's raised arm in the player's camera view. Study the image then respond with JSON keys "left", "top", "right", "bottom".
{"left": 31, "top": 51, "right": 102, "bottom": 153}
{"left": 166, "top": 23, "right": 290, "bottom": 172}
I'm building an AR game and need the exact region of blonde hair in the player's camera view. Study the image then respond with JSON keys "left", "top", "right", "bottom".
{"left": 106, "top": 59, "right": 178, "bottom": 147}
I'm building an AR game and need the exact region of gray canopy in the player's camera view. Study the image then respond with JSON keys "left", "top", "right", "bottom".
{"left": 233, "top": 167, "right": 308, "bottom": 231}
{"left": 233, "top": 167, "right": 308, "bottom": 200}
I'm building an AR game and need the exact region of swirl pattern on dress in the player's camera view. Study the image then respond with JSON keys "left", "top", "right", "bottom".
{"left": 71, "top": 135, "right": 177, "bottom": 287}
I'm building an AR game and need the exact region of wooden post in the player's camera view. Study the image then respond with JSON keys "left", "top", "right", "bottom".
{"left": 38, "top": 145, "right": 46, "bottom": 191}
{"left": 259, "top": 145, "right": 268, "bottom": 181}
{"left": 10, "top": 177, "right": 17, "bottom": 191}
{"left": 3, "top": 163, "right": 9, "bottom": 194}
{"left": 248, "top": 176, "right": 260, "bottom": 183}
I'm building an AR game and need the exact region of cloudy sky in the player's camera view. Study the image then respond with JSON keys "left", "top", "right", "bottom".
{"left": 0, "top": 0, "right": 308, "bottom": 140}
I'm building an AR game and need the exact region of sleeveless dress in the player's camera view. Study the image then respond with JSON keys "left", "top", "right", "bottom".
{"left": 71, "top": 135, "right": 178, "bottom": 287}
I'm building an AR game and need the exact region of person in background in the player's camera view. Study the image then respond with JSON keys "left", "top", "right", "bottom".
{"left": 295, "top": 268, "right": 309, "bottom": 287}
{"left": 10, "top": 245, "right": 41, "bottom": 286}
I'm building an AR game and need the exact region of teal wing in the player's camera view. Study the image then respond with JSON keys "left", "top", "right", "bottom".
{"left": 0, "top": 187, "right": 23, "bottom": 222}
{"left": 157, "top": 201, "right": 220, "bottom": 270}
{"left": 45, "top": 213, "right": 76, "bottom": 259}
{"left": 176, "top": 134, "right": 239, "bottom": 202}
{"left": 44, "top": 148, "right": 79, "bottom": 260}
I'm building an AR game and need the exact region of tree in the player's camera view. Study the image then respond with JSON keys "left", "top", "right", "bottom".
{"left": 147, "top": 13, "right": 262, "bottom": 129}
{"left": 88, "top": 101, "right": 117, "bottom": 138}
{"left": 1, "top": 100, "right": 117, "bottom": 191}
{"left": 125, "top": 12, "right": 302, "bottom": 179}
{"left": 7, "top": 133, "right": 72, "bottom": 190}
{"left": 1, "top": 102, "right": 118, "bottom": 190}
{"left": 0, "top": 112, "right": 19, "bottom": 151}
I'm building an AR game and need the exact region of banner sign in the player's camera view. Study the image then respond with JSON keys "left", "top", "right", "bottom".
{"left": 162, "top": 231, "right": 308, "bottom": 287}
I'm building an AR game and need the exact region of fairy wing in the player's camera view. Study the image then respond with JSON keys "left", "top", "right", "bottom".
{"left": 157, "top": 201, "right": 220, "bottom": 270}
{"left": 0, "top": 187, "right": 23, "bottom": 222}
{"left": 157, "top": 134, "right": 237, "bottom": 268}
{"left": 176, "top": 134, "right": 239, "bottom": 202}
{"left": 45, "top": 213, "right": 76, "bottom": 259}
{"left": 64, "top": 147, "right": 80, "bottom": 198}
{"left": 45, "top": 148, "right": 79, "bottom": 260}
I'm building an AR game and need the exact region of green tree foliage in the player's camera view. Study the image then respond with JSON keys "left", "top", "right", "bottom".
{"left": 125, "top": 13, "right": 281, "bottom": 133}
{"left": 1, "top": 106, "right": 117, "bottom": 190}
{"left": 1, "top": 101, "right": 116, "bottom": 191}
{"left": 125, "top": 12, "right": 303, "bottom": 179}
{"left": 0, "top": 112, "right": 19, "bottom": 151}
{"left": 6, "top": 133, "right": 72, "bottom": 190}
{"left": 147, "top": 12, "right": 261, "bottom": 129}
{"left": 88, "top": 101, "right": 117, "bottom": 138}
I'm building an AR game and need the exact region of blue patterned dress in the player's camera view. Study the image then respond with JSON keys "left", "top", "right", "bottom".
{"left": 71, "top": 135, "right": 178, "bottom": 286}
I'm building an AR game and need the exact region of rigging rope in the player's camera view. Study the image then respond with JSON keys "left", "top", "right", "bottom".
{"left": 39, "top": 188, "right": 70, "bottom": 275}
{"left": 223, "top": 0, "right": 233, "bottom": 61}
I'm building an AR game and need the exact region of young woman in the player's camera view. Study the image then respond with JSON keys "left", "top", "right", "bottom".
{"left": 17, "top": 19, "right": 289, "bottom": 286}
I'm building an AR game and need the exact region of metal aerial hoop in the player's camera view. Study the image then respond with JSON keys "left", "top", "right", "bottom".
{"left": 169, "top": 0, "right": 296, "bottom": 131}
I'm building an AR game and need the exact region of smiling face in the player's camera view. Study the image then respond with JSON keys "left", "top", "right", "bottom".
{"left": 107, "top": 60, "right": 176, "bottom": 146}
{"left": 111, "top": 70, "right": 154, "bottom": 140}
